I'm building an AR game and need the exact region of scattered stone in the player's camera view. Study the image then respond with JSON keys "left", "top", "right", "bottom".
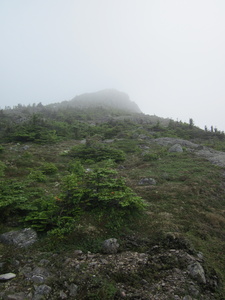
{"left": 0, "top": 228, "right": 37, "bottom": 248}
{"left": 188, "top": 284, "right": 200, "bottom": 297}
{"left": 138, "top": 134, "right": 148, "bottom": 139}
{"left": 22, "top": 145, "right": 30, "bottom": 151}
{"left": 138, "top": 178, "right": 156, "bottom": 185}
{"left": 4, "top": 292, "right": 28, "bottom": 300}
{"left": 30, "top": 267, "right": 52, "bottom": 284}
{"left": 69, "top": 283, "right": 78, "bottom": 297}
{"left": 197, "top": 252, "right": 204, "bottom": 261}
{"left": 34, "top": 284, "right": 52, "bottom": 300}
{"left": 183, "top": 296, "right": 193, "bottom": 300}
{"left": 188, "top": 262, "right": 206, "bottom": 284}
{"left": 38, "top": 259, "right": 50, "bottom": 267}
{"left": 59, "top": 290, "right": 68, "bottom": 299}
{"left": 168, "top": 144, "right": 183, "bottom": 153}
{"left": 0, "top": 234, "right": 217, "bottom": 300}
{"left": 0, "top": 273, "right": 16, "bottom": 280}
{"left": 102, "top": 238, "right": 119, "bottom": 254}
{"left": 74, "top": 250, "right": 83, "bottom": 256}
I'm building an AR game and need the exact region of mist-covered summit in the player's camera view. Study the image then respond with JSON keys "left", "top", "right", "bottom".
{"left": 52, "top": 89, "right": 142, "bottom": 114}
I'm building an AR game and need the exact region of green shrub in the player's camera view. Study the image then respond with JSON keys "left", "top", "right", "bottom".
{"left": 41, "top": 162, "right": 58, "bottom": 174}
{"left": 28, "top": 170, "right": 47, "bottom": 182}
{"left": 0, "top": 180, "right": 41, "bottom": 220}
{"left": 68, "top": 143, "right": 125, "bottom": 163}
{"left": 143, "top": 152, "right": 159, "bottom": 161}
{"left": 23, "top": 196, "right": 59, "bottom": 231}
{"left": 0, "top": 161, "right": 6, "bottom": 177}
{"left": 59, "top": 165, "right": 146, "bottom": 230}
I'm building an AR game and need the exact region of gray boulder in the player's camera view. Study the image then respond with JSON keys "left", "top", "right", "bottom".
{"left": 168, "top": 144, "right": 183, "bottom": 153}
{"left": 188, "top": 262, "right": 206, "bottom": 284}
{"left": 102, "top": 238, "right": 119, "bottom": 254}
{"left": 0, "top": 272, "right": 16, "bottom": 280}
{"left": 138, "top": 178, "right": 156, "bottom": 185}
{"left": 0, "top": 228, "right": 37, "bottom": 248}
{"left": 30, "top": 267, "right": 52, "bottom": 284}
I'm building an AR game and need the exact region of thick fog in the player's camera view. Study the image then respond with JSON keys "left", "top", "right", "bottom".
{"left": 1, "top": 0, "right": 225, "bottom": 130}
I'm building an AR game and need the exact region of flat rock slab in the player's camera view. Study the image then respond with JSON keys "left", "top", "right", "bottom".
{"left": 0, "top": 228, "right": 37, "bottom": 248}
{"left": 0, "top": 273, "right": 16, "bottom": 280}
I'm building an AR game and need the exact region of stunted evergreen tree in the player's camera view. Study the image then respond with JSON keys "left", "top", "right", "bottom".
{"left": 189, "top": 118, "right": 194, "bottom": 129}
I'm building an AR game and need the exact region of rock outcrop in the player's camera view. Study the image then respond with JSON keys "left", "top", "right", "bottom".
{"left": 153, "top": 137, "right": 225, "bottom": 167}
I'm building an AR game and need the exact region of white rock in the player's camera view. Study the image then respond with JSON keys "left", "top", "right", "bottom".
{"left": 0, "top": 272, "right": 16, "bottom": 280}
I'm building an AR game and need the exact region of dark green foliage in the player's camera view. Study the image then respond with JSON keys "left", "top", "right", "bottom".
{"left": 112, "top": 139, "right": 141, "bottom": 154}
{"left": 28, "top": 170, "right": 47, "bottom": 182}
{"left": 0, "top": 180, "right": 42, "bottom": 220}
{"left": 56, "top": 163, "right": 145, "bottom": 232}
{"left": 41, "top": 162, "right": 58, "bottom": 174}
{"left": 23, "top": 196, "right": 59, "bottom": 231}
{"left": 68, "top": 143, "right": 125, "bottom": 163}
{"left": 85, "top": 277, "right": 117, "bottom": 300}
{"left": 0, "top": 160, "right": 145, "bottom": 234}
{"left": 64, "top": 164, "right": 145, "bottom": 211}
{"left": 0, "top": 161, "right": 6, "bottom": 177}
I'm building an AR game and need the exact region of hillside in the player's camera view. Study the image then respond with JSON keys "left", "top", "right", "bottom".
{"left": 0, "top": 94, "right": 225, "bottom": 299}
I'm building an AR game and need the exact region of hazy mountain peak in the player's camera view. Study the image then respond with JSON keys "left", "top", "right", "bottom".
{"left": 68, "top": 89, "right": 142, "bottom": 113}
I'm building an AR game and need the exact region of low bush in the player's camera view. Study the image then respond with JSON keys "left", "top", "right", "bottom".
{"left": 41, "top": 162, "right": 58, "bottom": 174}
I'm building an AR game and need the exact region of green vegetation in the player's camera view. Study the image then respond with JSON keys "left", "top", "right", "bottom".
{"left": 1, "top": 103, "right": 225, "bottom": 298}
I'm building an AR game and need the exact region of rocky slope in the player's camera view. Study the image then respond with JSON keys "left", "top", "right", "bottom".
{"left": 0, "top": 231, "right": 219, "bottom": 300}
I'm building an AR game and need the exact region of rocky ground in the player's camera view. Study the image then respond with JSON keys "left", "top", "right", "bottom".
{"left": 0, "top": 230, "right": 221, "bottom": 300}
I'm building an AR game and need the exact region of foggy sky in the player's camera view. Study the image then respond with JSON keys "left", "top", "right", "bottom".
{"left": 1, "top": 0, "right": 225, "bottom": 131}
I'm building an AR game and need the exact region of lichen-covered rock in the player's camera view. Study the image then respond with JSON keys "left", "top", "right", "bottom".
{"left": 188, "top": 262, "right": 206, "bottom": 284}
{"left": 102, "top": 238, "right": 119, "bottom": 254}
{"left": 168, "top": 144, "right": 183, "bottom": 153}
{"left": 0, "top": 228, "right": 37, "bottom": 248}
